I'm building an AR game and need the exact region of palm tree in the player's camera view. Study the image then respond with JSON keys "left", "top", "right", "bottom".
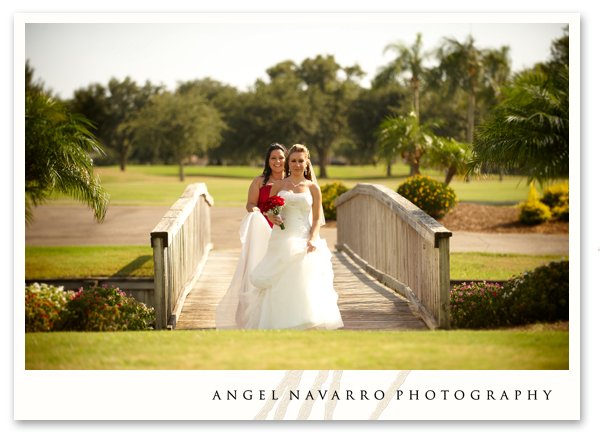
{"left": 427, "top": 138, "right": 471, "bottom": 184}
{"left": 374, "top": 33, "right": 429, "bottom": 118}
{"left": 25, "top": 92, "right": 110, "bottom": 225}
{"left": 376, "top": 110, "right": 439, "bottom": 176}
{"left": 435, "top": 35, "right": 511, "bottom": 146}
{"left": 468, "top": 65, "right": 569, "bottom": 187}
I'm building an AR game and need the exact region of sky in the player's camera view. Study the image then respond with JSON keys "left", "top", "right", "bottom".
{"left": 25, "top": 20, "right": 566, "bottom": 100}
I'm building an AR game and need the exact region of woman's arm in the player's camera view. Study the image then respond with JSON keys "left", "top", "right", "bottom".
{"left": 307, "top": 183, "right": 322, "bottom": 253}
{"left": 246, "top": 176, "right": 262, "bottom": 212}
{"left": 269, "top": 180, "right": 283, "bottom": 197}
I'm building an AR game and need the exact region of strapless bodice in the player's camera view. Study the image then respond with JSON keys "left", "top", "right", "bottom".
{"left": 277, "top": 191, "right": 313, "bottom": 238}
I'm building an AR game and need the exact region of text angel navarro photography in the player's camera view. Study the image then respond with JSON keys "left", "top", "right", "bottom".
{"left": 212, "top": 389, "right": 553, "bottom": 402}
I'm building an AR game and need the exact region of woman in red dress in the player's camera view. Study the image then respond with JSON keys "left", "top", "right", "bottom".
{"left": 216, "top": 143, "right": 287, "bottom": 329}
{"left": 245, "top": 143, "right": 288, "bottom": 228}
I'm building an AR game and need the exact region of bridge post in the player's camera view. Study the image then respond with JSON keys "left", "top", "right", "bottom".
{"left": 437, "top": 236, "right": 451, "bottom": 329}
{"left": 152, "top": 236, "right": 168, "bottom": 330}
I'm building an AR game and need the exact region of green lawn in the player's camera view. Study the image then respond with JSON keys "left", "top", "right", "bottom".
{"left": 25, "top": 329, "right": 568, "bottom": 370}
{"left": 25, "top": 247, "right": 568, "bottom": 281}
{"left": 25, "top": 246, "right": 153, "bottom": 278}
{"left": 451, "top": 252, "right": 568, "bottom": 280}
{"left": 44, "top": 164, "right": 561, "bottom": 207}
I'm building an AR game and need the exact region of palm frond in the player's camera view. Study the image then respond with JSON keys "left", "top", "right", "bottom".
{"left": 468, "top": 65, "right": 568, "bottom": 186}
{"left": 25, "top": 92, "right": 110, "bottom": 226}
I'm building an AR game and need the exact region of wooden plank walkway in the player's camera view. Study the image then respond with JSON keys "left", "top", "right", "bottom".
{"left": 176, "top": 250, "right": 428, "bottom": 331}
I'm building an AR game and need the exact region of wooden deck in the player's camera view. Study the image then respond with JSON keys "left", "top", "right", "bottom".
{"left": 176, "top": 250, "right": 428, "bottom": 331}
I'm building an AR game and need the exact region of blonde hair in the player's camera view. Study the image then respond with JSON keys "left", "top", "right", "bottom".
{"left": 285, "top": 144, "right": 313, "bottom": 181}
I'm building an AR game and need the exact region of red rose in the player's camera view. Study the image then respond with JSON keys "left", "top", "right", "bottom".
{"left": 265, "top": 196, "right": 286, "bottom": 230}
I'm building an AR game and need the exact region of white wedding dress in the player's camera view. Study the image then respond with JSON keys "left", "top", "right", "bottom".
{"left": 216, "top": 191, "right": 343, "bottom": 331}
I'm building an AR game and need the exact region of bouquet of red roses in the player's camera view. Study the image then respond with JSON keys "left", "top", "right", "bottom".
{"left": 264, "top": 195, "right": 286, "bottom": 230}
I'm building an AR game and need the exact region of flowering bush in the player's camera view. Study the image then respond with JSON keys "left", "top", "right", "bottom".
{"left": 540, "top": 182, "right": 569, "bottom": 209}
{"left": 53, "top": 285, "right": 155, "bottom": 331}
{"left": 25, "top": 283, "right": 72, "bottom": 332}
{"left": 518, "top": 183, "right": 551, "bottom": 225}
{"left": 450, "top": 281, "right": 509, "bottom": 329}
{"left": 320, "top": 181, "right": 349, "bottom": 220}
{"left": 396, "top": 175, "right": 457, "bottom": 219}
{"left": 504, "top": 260, "right": 569, "bottom": 325}
{"left": 518, "top": 200, "right": 552, "bottom": 224}
{"left": 450, "top": 260, "right": 569, "bottom": 329}
{"left": 552, "top": 196, "right": 569, "bottom": 222}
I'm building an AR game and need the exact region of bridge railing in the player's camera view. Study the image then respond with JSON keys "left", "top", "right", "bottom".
{"left": 150, "top": 183, "right": 213, "bottom": 329}
{"left": 335, "top": 183, "right": 452, "bottom": 330}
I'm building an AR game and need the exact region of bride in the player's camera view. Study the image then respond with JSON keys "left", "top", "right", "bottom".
{"left": 216, "top": 144, "right": 343, "bottom": 331}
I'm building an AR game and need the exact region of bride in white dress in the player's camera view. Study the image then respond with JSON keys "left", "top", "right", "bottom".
{"left": 215, "top": 144, "right": 343, "bottom": 331}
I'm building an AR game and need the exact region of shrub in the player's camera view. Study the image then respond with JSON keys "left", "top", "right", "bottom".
{"left": 449, "top": 260, "right": 569, "bottom": 329}
{"left": 504, "top": 260, "right": 569, "bottom": 325}
{"left": 396, "top": 175, "right": 458, "bottom": 218}
{"left": 540, "top": 182, "right": 569, "bottom": 209}
{"left": 552, "top": 195, "right": 569, "bottom": 221}
{"left": 320, "top": 181, "right": 349, "bottom": 220}
{"left": 540, "top": 182, "right": 569, "bottom": 222}
{"left": 450, "top": 281, "right": 509, "bottom": 329}
{"left": 518, "top": 183, "right": 551, "bottom": 225}
{"left": 54, "top": 285, "right": 155, "bottom": 331}
{"left": 25, "top": 283, "right": 72, "bottom": 332}
{"left": 518, "top": 200, "right": 552, "bottom": 224}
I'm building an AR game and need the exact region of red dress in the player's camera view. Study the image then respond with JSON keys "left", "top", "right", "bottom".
{"left": 257, "top": 184, "right": 274, "bottom": 228}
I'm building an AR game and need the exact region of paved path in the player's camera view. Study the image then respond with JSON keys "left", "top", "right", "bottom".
{"left": 26, "top": 205, "right": 568, "bottom": 255}
{"left": 450, "top": 231, "right": 569, "bottom": 255}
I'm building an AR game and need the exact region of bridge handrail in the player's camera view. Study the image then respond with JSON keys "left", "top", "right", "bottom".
{"left": 150, "top": 183, "right": 213, "bottom": 329}
{"left": 334, "top": 183, "right": 452, "bottom": 329}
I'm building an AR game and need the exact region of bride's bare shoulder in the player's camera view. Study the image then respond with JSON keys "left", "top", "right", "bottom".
{"left": 308, "top": 181, "right": 321, "bottom": 197}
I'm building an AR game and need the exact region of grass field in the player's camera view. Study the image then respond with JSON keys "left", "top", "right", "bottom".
{"left": 25, "top": 247, "right": 567, "bottom": 280}
{"left": 450, "top": 252, "right": 568, "bottom": 279}
{"left": 44, "top": 164, "right": 560, "bottom": 206}
{"left": 25, "top": 328, "right": 568, "bottom": 370}
{"left": 25, "top": 246, "right": 153, "bottom": 278}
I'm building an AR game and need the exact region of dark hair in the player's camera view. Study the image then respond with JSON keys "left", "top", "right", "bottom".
{"left": 261, "top": 143, "right": 288, "bottom": 186}
{"left": 285, "top": 144, "right": 313, "bottom": 181}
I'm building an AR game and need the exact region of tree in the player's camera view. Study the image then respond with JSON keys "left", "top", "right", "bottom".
{"left": 376, "top": 110, "right": 440, "bottom": 176}
{"left": 295, "top": 55, "right": 364, "bottom": 178}
{"left": 26, "top": 60, "right": 43, "bottom": 95}
{"left": 176, "top": 78, "right": 242, "bottom": 165}
{"left": 25, "top": 92, "right": 110, "bottom": 225}
{"left": 124, "top": 90, "right": 226, "bottom": 181}
{"left": 242, "top": 61, "right": 309, "bottom": 162}
{"left": 434, "top": 35, "right": 511, "bottom": 146}
{"left": 549, "top": 26, "right": 569, "bottom": 69}
{"left": 345, "top": 82, "right": 409, "bottom": 166}
{"left": 468, "top": 65, "right": 569, "bottom": 186}
{"left": 70, "top": 77, "right": 162, "bottom": 170}
{"left": 374, "top": 33, "right": 430, "bottom": 118}
{"left": 427, "top": 138, "right": 471, "bottom": 184}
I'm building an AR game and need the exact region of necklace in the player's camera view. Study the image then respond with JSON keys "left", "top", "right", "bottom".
{"left": 268, "top": 173, "right": 285, "bottom": 184}
{"left": 290, "top": 178, "right": 305, "bottom": 188}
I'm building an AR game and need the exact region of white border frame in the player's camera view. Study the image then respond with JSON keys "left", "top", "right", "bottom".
{"left": 14, "top": 11, "right": 581, "bottom": 423}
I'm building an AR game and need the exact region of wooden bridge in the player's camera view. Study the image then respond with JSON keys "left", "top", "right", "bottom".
{"left": 150, "top": 183, "right": 452, "bottom": 331}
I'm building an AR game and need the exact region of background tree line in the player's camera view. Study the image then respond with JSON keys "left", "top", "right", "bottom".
{"left": 30, "top": 27, "right": 568, "bottom": 182}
